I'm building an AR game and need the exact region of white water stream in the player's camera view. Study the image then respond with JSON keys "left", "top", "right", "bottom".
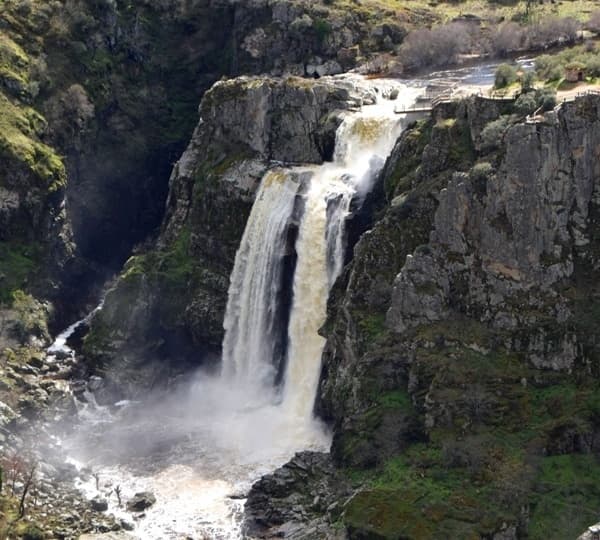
{"left": 57, "top": 77, "right": 423, "bottom": 539}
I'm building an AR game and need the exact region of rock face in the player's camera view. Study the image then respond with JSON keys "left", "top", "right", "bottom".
{"left": 84, "top": 75, "right": 356, "bottom": 396}
{"left": 244, "top": 452, "right": 351, "bottom": 539}
{"left": 303, "top": 95, "right": 600, "bottom": 538}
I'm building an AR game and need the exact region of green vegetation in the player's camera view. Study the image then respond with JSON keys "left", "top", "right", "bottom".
{"left": 11, "top": 290, "right": 49, "bottom": 340}
{"left": 357, "top": 313, "right": 387, "bottom": 341}
{"left": 536, "top": 42, "right": 600, "bottom": 85}
{"left": 0, "top": 94, "right": 65, "bottom": 191}
{"left": 384, "top": 118, "right": 432, "bottom": 199}
{"left": 0, "top": 243, "right": 40, "bottom": 305}
{"left": 480, "top": 114, "right": 516, "bottom": 151}
{"left": 132, "top": 228, "right": 196, "bottom": 289}
{"left": 495, "top": 63, "right": 518, "bottom": 89}
{"left": 377, "top": 389, "right": 412, "bottom": 410}
{"left": 513, "top": 91, "right": 537, "bottom": 115}
{"left": 469, "top": 161, "right": 494, "bottom": 182}
{"left": 341, "top": 334, "right": 600, "bottom": 537}
{"left": 313, "top": 18, "right": 332, "bottom": 43}
{"left": 528, "top": 455, "right": 600, "bottom": 539}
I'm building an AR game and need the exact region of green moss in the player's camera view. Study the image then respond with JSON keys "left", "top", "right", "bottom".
{"left": 20, "top": 524, "right": 45, "bottom": 540}
{"left": 358, "top": 313, "right": 387, "bottom": 342}
{"left": 0, "top": 32, "right": 30, "bottom": 97}
{"left": 377, "top": 390, "right": 412, "bottom": 410}
{"left": 414, "top": 318, "right": 492, "bottom": 346}
{"left": 0, "top": 93, "right": 65, "bottom": 190}
{"left": 11, "top": 289, "right": 49, "bottom": 339}
{"left": 211, "top": 149, "right": 253, "bottom": 176}
{"left": 446, "top": 118, "right": 476, "bottom": 169}
{"left": 344, "top": 453, "right": 513, "bottom": 539}
{"left": 313, "top": 18, "right": 332, "bottom": 42}
{"left": 0, "top": 242, "right": 41, "bottom": 304}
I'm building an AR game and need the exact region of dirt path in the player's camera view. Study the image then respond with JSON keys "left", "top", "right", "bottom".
{"left": 556, "top": 82, "right": 600, "bottom": 101}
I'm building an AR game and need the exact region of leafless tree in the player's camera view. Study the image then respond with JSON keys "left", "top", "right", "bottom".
{"left": 114, "top": 485, "right": 122, "bottom": 507}
{"left": 528, "top": 17, "right": 579, "bottom": 49}
{"left": 19, "top": 463, "right": 36, "bottom": 518}
{"left": 489, "top": 22, "right": 526, "bottom": 57}
{"left": 399, "top": 22, "right": 472, "bottom": 70}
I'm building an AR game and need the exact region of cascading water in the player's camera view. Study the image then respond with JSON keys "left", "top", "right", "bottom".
{"left": 221, "top": 169, "right": 301, "bottom": 397}
{"left": 60, "top": 77, "right": 423, "bottom": 539}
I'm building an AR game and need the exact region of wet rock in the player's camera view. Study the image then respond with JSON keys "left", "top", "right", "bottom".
{"left": 126, "top": 492, "right": 156, "bottom": 512}
{"left": 119, "top": 520, "right": 135, "bottom": 531}
{"left": 90, "top": 496, "right": 109, "bottom": 512}
{"left": 244, "top": 452, "right": 351, "bottom": 538}
{"left": 578, "top": 523, "right": 600, "bottom": 540}
{"left": 314, "top": 93, "right": 600, "bottom": 535}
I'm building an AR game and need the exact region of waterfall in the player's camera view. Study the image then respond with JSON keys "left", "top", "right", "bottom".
{"left": 221, "top": 169, "right": 301, "bottom": 397}
{"left": 222, "top": 80, "right": 423, "bottom": 425}
{"left": 281, "top": 173, "right": 352, "bottom": 421}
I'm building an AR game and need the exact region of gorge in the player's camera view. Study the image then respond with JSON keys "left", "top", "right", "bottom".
{"left": 4, "top": 1, "right": 600, "bottom": 539}
{"left": 62, "top": 77, "right": 422, "bottom": 539}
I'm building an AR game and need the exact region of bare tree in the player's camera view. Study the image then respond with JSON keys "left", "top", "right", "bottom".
{"left": 114, "top": 485, "right": 122, "bottom": 507}
{"left": 18, "top": 462, "right": 36, "bottom": 519}
{"left": 489, "top": 22, "right": 526, "bottom": 57}
{"left": 399, "top": 22, "right": 472, "bottom": 70}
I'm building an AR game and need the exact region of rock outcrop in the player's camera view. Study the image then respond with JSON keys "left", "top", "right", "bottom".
{"left": 304, "top": 95, "right": 600, "bottom": 538}
{"left": 244, "top": 452, "right": 351, "bottom": 539}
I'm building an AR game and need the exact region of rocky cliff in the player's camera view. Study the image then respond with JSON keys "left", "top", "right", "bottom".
{"left": 246, "top": 96, "right": 600, "bottom": 538}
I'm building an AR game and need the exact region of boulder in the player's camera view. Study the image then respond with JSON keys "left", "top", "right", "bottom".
{"left": 90, "top": 496, "right": 109, "bottom": 512}
{"left": 126, "top": 492, "right": 156, "bottom": 512}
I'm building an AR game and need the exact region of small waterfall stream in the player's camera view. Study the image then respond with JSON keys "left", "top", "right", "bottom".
{"left": 59, "top": 77, "right": 423, "bottom": 539}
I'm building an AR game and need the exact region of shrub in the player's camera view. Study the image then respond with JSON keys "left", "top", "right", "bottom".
{"left": 584, "top": 40, "right": 596, "bottom": 53}
{"left": 399, "top": 22, "right": 470, "bottom": 70}
{"left": 489, "top": 22, "right": 525, "bottom": 57}
{"left": 480, "top": 115, "right": 514, "bottom": 151}
{"left": 535, "top": 54, "right": 564, "bottom": 81}
{"left": 520, "top": 70, "right": 535, "bottom": 91}
{"left": 535, "top": 87, "right": 557, "bottom": 111}
{"left": 313, "top": 18, "right": 331, "bottom": 43}
{"left": 22, "top": 525, "right": 44, "bottom": 540}
{"left": 529, "top": 17, "right": 579, "bottom": 49}
{"left": 469, "top": 162, "right": 494, "bottom": 182}
{"left": 494, "top": 63, "right": 518, "bottom": 88}
{"left": 586, "top": 55, "right": 600, "bottom": 77}
{"left": 514, "top": 92, "right": 537, "bottom": 115}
